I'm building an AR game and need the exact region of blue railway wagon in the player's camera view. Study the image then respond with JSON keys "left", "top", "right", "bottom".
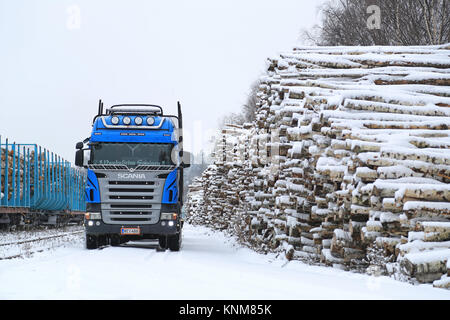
{"left": 0, "top": 136, "right": 86, "bottom": 227}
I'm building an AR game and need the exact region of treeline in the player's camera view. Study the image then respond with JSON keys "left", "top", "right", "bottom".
{"left": 218, "top": 80, "right": 260, "bottom": 129}
{"left": 219, "top": 1, "right": 449, "bottom": 128}
{"left": 302, "top": 0, "right": 450, "bottom": 46}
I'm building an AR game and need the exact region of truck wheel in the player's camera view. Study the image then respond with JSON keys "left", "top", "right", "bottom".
{"left": 158, "top": 236, "right": 167, "bottom": 249}
{"left": 98, "top": 235, "right": 108, "bottom": 247}
{"left": 168, "top": 231, "right": 182, "bottom": 252}
{"left": 110, "top": 235, "right": 121, "bottom": 247}
{"left": 86, "top": 234, "right": 98, "bottom": 250}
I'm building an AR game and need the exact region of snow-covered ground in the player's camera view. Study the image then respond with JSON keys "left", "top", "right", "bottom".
{"left": 0, "top": 224, "right": 449, "bottom": 300}
{"left": 0, "top": 225, "right": 84, "bottom": 260}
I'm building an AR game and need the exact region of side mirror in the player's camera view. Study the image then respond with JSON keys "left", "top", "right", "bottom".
{"left": 182, "top": 162, "right": 190, "bottom": 169}
{"left": 181, "top": 151, "right": 191, "bottom": 169}
{"left": 76, "top": 142, "right": 84, "bottom": 150}
{"left": 75, "top": 149, "right": 84, "bottom": 167}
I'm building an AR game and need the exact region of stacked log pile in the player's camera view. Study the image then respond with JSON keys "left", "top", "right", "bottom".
{"left": 1, "top": 148, "right": 55, "bottom": 201}
{"left": 1, "top": 148, "right": 15, "bottom": 200}
{"left": 185, "top": 176, "right": 204, "bottom": 225}
{"left": 187, "top": 44, "right": 450, "bottom": 287}
{"left": 1, "top": 147, "right": 36, "bottom": 201}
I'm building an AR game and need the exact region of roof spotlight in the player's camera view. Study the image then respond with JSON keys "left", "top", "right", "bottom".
{"left": 111, "top": 116, "right": 120, "bottom": 125}
{"left": 134, "top": 116, "right": 143, "bottom": 125}
{"left": 123, "top": 116, "right": 131, "bottom": 125}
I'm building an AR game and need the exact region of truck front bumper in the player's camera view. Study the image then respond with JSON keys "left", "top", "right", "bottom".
{"left": 85, "top": 219, "right": 180, "bottom": 237}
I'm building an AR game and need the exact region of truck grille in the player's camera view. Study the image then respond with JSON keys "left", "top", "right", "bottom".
{"left": 97, "top": 171, "right": 167, "bottom": 225}
{"left": 109, "top": 181, "right": 155, "bottom": 185}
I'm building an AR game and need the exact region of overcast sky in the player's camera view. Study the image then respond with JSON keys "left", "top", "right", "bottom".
{"left": 0, "top": 0, "right": 325, "bottom": 162}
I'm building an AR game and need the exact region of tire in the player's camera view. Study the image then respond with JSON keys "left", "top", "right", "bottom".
{"left": 167, "top": 230, "right": 182, "bottom": 252}
{"left": 158, "top": 236, "right": 167, "bottom": 249}
{"left": 86, "top": 234, "right": 98, "bottom": 250}
{"left": 97, "top": 235, "right": 108, "bottom": 247}
{"left": 110, "top": 235, "right": 121, "bottom": 247}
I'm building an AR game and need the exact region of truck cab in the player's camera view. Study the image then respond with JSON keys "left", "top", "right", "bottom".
{"left": 75, "top": 100, "right": 189, "bottom": 251}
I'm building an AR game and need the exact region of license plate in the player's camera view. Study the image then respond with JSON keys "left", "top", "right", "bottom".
{"left": 120, "top": 227, "right": 141, "bottom": 235}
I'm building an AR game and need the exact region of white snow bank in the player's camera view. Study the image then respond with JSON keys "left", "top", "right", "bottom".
{"left": 433, "top": 275, "right": 450, "bottom": 289}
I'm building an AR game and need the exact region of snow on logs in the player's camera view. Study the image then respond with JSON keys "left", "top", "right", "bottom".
{"left": 186, "top": 44, "right": 450, "bottom": 287}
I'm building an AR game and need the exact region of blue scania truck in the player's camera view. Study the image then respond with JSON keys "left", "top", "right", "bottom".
{"left": 75, "top": 100, "right": 189, "bottom": 251}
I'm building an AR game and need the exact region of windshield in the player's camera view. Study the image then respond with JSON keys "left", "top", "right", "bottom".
{"left": 90, "top": 143, "right": 174, "bottom": 167}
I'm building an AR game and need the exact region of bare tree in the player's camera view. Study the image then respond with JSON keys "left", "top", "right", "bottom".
{"left": 218, "top": 112, "right": 246, "bottom": 129}
{"left": 301, "top": 0, "right": 450, "bottom": 46}
{"left": 417, "top": 0, "right": 450, "bottom": 44}
{"left": 218, "top": 80, "right": 261, "bottom": 128}
{"left": 241, "top": 80, "right": 260, "bottom": 123}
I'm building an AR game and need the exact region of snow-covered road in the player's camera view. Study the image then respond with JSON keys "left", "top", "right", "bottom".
{"left": 1, "top": 224, "right": 449, "bottom": 300}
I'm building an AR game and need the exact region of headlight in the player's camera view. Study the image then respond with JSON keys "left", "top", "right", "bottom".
{"left": 146, "top": 117, "right": 155, "bottom": 125}
{"left": 161, "top": 213, "right": 177, "bottom": 220}
{"left": 134, "top": 116, "right": 143, "bottom": 125}
{"left": 85, "top": 212, "right": 101, "bottom": 220}
{"left": 123, "top": 116, "right": 131, "bottom": 125}
{"left": 111, "top": 116, "right": 119, "bottom": 125}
